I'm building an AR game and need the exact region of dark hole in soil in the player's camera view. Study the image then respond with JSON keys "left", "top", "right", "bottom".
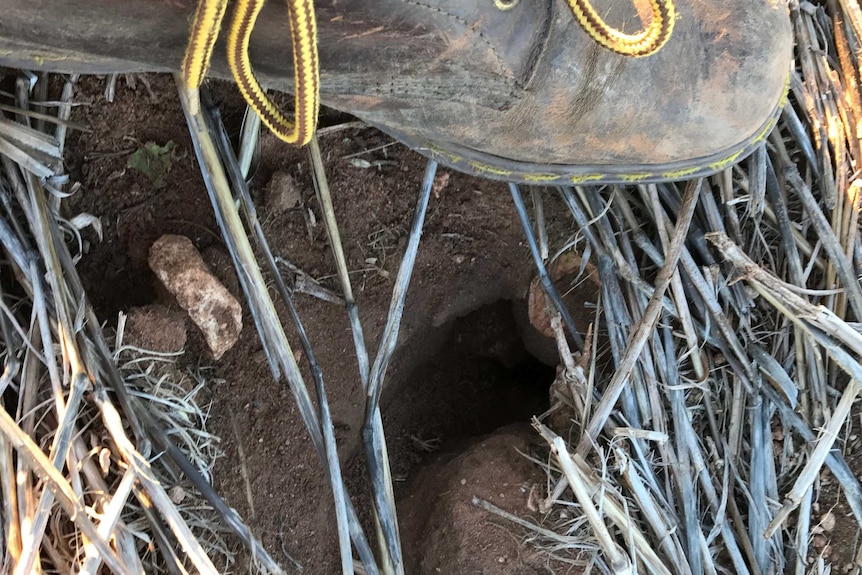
{"left": 383, "top": 299, "right": 554, "bottom": 486}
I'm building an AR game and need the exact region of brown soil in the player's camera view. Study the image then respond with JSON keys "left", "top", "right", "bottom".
{"left": 399, "top": 424, "right": 564, "bottom": 575}
{"left": 65, "top": 74, "right": 598, "bottom": 573}
{"left": 123, "top": 304, "right": 188, "bottom": 353}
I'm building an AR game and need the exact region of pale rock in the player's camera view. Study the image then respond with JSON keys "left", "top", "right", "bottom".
{"left": 148, "top": 234, "right": 242, "bottom": 359}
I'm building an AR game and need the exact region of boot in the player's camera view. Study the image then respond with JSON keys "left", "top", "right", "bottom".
{"left": 0, "top": 0, "right": 791, "bottom": 184}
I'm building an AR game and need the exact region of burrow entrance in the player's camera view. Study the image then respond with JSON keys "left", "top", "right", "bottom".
{"left": 380, "top": 299, "right": 556, "bottom": 486}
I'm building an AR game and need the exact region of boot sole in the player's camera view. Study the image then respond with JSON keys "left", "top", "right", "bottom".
{"left": 374, "top": 81, "right": 788, "bottom": 186}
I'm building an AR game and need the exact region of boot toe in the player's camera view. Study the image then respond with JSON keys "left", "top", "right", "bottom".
{"left": 357, "top": 0, "right": 793, "bottom": 183}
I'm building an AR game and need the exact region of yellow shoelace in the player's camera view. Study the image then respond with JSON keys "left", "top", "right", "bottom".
{"left": 183, "top": 0, "right": 319, "bottom": 146}
{"left": 568, "top": 0, "right": 675, "bottom": 57}
{"left": 181, "top": 0, "right": 673, "bottom": 148}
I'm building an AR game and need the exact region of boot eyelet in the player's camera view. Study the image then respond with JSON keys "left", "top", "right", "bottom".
{"left": 494, "top": 0, "right": 519, "bottom": 11}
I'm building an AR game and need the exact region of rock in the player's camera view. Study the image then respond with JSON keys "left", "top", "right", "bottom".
{"left": 527, "top": 250, "right": 599, "bottom": 339}
{"left": 399, "top": 424, "right": 576, "bottom": 574}
{"left": 527, "top": 277, "right": 554, "bottom": 338}
{"left": 820, "top": 511, "right": 836, "bottom": 532}
{"left": 200, "top": 246, "right": 241, "bottom": 298}
{"left": 265, "top": 171, "right": 301, "bottom": 214}
{"left": 148, "top": 235, "right": 242, "bottom": 360}
{"left": 168, "top": 485, "right": 186, "bottom": 504}
{"left": 123, "top": 304, "right": 187, "bottom": 353}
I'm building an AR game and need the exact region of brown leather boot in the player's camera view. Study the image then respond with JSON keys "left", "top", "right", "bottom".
{"left": 0, "top": 0, "right": 791, "bottom": 184}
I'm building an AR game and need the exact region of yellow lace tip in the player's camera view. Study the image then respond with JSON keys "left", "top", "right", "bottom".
{"left": 184, "top": 86, "right": 202, "bottom": 116}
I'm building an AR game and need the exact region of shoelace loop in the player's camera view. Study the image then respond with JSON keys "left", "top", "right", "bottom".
{"left": 568, "top": 0, "right": 675, "bottom": 57}
{"left": 183, "top": 0, "right": 318, "bottom": 146}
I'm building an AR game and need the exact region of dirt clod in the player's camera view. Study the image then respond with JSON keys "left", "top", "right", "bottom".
{"left": 527, "top": 277, "right": 554, "bottom": 338}
{"left": 528, "top": 251, "right": 598, "bottom": 338}
{"left": 148, "top": 234, "right": 242, "bottom": 359}
{"left": 265, "top": 170, "right": 301, "bottom": 214}
{"left": 399, "top": 424, "right": 569, "bottom": 575}
{"left": 123, "top": 304, "right": 187, "bottom": 353}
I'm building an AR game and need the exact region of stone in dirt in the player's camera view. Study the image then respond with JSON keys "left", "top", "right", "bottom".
{"left": 528, "top": 250, "right": 598, "bottom": 339}
{"left": 123, "top": 304, "right": 187, "bottom": 353}
{"left": 148, "top": 234, "right": 242, "bottom": 360}
{"left": 265, "top": 170, "right": 301, "bottom": 214}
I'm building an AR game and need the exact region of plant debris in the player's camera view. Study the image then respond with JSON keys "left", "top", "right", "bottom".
{"left": 127, "top": 139, "right": 176, "bottom": 188}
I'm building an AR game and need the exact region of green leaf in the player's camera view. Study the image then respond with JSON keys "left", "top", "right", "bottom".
{"left": 127, "top": 140, "right": 176, "bottom": 189}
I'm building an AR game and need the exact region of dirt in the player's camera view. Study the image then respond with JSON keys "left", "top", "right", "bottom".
{"left": 399, "top": 424, "right": 564, "bottom": 575}
{"left": 64, "top": 74, "right": 598, "bottom": 573}
{"left": 123, "top": 304, "right": 188, "bottom": 353}
{"left": 39, "top": 62, "right": 862, "bottom": 574}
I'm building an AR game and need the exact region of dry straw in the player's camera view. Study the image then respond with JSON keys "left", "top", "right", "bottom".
{"left": 0, "top": 73, "right": 281, "bottom": 574}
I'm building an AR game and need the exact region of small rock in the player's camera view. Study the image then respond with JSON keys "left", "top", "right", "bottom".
{"left": 123, "top": 304, "right": 187, "bottom": 353}
{"left": 431, "top": 171, "right": 450, "bottom": 199}
{"left": 527, "top": 277, "right": 554, "bottom": 338}
{"left": 148, "top": 235, "right": 242, "bottom": 360}
{"left": 169, "top": 485, "right": 186, "bottom": 504}
{"left": 265, "top": 171, "right": 301, "bottom": 214}
{"left": 820, "top": 510, "right": 836, "bottom": 532}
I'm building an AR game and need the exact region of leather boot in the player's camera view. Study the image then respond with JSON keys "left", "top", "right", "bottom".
{"left": 0, "top": 0, "right": 792, "bottom": 184}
